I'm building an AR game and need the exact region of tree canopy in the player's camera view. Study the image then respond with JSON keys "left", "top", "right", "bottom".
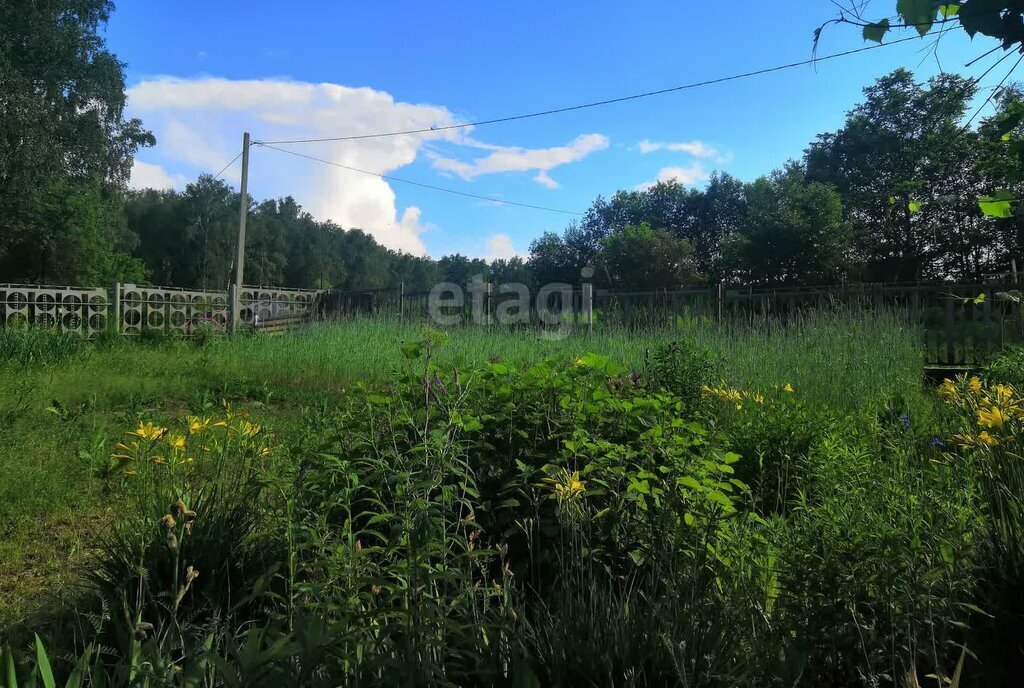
{"left": 3, "top": 1, "right": 1023, "bottom": 293}
{"left": 0, "top": 0, "right": 153, "bottom": 284}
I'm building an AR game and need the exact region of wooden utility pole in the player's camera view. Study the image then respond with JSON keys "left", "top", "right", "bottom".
{"left": 231, "top": 132, "right": 251, "bottom": 334}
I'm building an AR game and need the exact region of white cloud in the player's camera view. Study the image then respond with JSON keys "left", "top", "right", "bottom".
{"left": 637, "top": 139, "right": 719, "bottom": 158}
{"left": 431, "top": 133, "right": 609, "bottom": 188}
{"left": 129, "top": 160, "right": 187, "bottom": 190}
{"left": 161, "top": 119, "right": 231, "bottom": 171}
{"left": 483, "top": 233, "right": 524, "bottom": 261}
{"left": 533, "top": 171, "right": 559, "bottom": 189}
{"left": 636, "top": 163, "right": 710, "bottom": 191}
{"left": 127, "top": 76, "right": 464, "bottom": 255}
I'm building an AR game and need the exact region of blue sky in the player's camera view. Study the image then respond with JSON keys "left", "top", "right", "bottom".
{"left": 109, "top": 1, "right": 1005, "bottom": 259}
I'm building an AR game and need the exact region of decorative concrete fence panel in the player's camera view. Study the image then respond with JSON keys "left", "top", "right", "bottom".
{"left": 237, "top": 287, "right": 319, "bottom": 327}
{"left": 1, "top": 284, "right": 110, "bottom": 336}
{"left": 119, "top": 284, "right": 230, "bottom": 336}
{"left": 1, "top": 283, "right": 322, "bottom": 337}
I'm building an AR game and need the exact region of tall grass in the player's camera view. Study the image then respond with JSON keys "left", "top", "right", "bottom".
{"left": 196, "top": 310, "right": 925, "bottom": 413}
{"left": 0, "top": 310, "right": 927, "bottom": 634}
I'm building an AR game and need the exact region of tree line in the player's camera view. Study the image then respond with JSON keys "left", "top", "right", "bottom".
{"left": 4, "top": 0, "right": 1024, "bottom": 293}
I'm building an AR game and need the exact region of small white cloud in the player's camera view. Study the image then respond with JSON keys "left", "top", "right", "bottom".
{"left": 534, "top": 171, "right": 559, "bottom": 189}
{"left": 129, "top": 160, "right": 187, "bottom": 190}
{"left": 483, "top": 233, "right": 524, "bottom": 261}
{"left": 637, "top": 139, "right": 719, "bottom": 158}
{"left": 432, "top": 133, "right": 609, "bottom": 187}
{"left": 197, "top": 50, "right": 208, "bottom": 60}
{"left": 636, "top": 163, "right": 710, "bottom": 191}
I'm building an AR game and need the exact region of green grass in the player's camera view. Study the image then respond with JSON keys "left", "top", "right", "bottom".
{"left": 0, "top": 310, "right": 927, "bottom": 629}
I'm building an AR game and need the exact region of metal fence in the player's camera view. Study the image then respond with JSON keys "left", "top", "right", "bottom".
{"left": 1, "top": 283, "right": 322, "bottom": 337}
{"left": 328, "top": 282, "right": 1024, "bottom": 368}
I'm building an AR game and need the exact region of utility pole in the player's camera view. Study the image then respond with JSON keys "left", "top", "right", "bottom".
{"left": 230, "top": 132, "right": 251, "bottom": 334}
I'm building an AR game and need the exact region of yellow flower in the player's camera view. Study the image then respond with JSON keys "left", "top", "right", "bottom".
{"left": 129, "top": 422, "right": 167, "bottom": 442}
{"left": 167, "top": 434, "right": 186, "bottom": 451}
{"left": 952, "top": 431, "right": 1001, "bottom": 448}
{"left": 240, "top": 421, "right": 261, "bottom": 438}
{"left": 978, "top": 406, "right": 1009, "bottom": 429}
{"left": 540, "top": 470, "right": 587, "bottom": 503}
{"left": 782, "top": 383, "right": 794, "bottom": 393}
{"left": 111, "top": 440, "right": 139, "bottom": 462}
{"left": 187, "top": 416, "right": 217, "bottom": 435}
{"left": 978, "top": 431, "right": 1000, "bottom": 446}
{"left": 554, "top": 471, "right": 587, "bottom": 501}
{"left": 994, "top": 384, "right": 1016, "bottom": 406}
{"left": 938, "top": 379, "right": 959, "bottom": 402}
{"left": 968, "top": 377, "right": 983, "bottom": 396}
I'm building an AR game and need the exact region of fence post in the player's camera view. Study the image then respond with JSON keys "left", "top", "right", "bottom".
{"left": 229, "top": 284, "right": 238, "bottom": 336}
{"left": 485, "top": 282, "right": 493, "bottom": 328}
{"left": 582, "top": 283, "right": 593, "bottom": 328}
{"left": 111, "top": 282, "right": 121, "bottom": 335}
{"left": 716, "top": 283, "right": 724, "bottom": 324}
{"left": 399, "top": 281, "right": 405, "bottom": 322}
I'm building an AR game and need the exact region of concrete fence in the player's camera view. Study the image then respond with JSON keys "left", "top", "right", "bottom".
{"left": 0, "top": 283, "right": 322, "bottom": 337}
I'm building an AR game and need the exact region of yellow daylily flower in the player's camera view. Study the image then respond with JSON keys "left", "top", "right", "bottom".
{"left": 782, "top": 383, "right": 794, "bottom": 393}
{"left": 167, "top": 434, "right": 186, "bottom": 451}
{"left": 938, "top": 379, "right": 959, "bottom": 402}
{"left": 968, "top": 377, "right": 983, "bottom": 396}
{"left": 129, "top": 422, "right": 167, "bottom": 442}
{"left": 978, "top": 431, "right": 1000, "bottom": 446}
{"left": 978, "top": 406, "right": 1010, "bottom": 429}
{"left": 994, "top": 384, "right": 1016, "bottom": 406}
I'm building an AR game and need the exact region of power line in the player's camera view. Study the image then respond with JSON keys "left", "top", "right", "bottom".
{"left": 964, "top": 52, "right": 1024, "bottom": 129}
{"left": 257, "top": 30, "right": 953, "bottom": 146}
{"left": 213, "top": 151, "right": 243, "bottom": 180}
{"left": 255, "top": 142, "right": 585, "bottom": 216}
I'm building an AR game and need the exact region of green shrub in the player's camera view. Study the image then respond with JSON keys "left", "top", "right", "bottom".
{"left": 646, "top": 339, "right": 719, "bottom": 412}
{"left": 86, "top": 411, "right": 281, "bottom": 661}
{"left": 771, "top": 430, "right": 979, "bottom": 686}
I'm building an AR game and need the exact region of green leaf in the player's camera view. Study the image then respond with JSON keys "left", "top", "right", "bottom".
{"left": 908, "top": 201, "right": 922, "bottom": 213}
{"left": 939, "top": 4, "right": 960, "bottom": 19}
{"left": 863, "top": 19, "right": 890, "bottom": 42}
{"left": 980, "top": 189, "right": 1016, "bottom": 218}
{"left": 34, "top": 635, "right": 55, "bottom": 688}
{"left": 678, "top": 476, "right": 702, "bottom": 491}
{"left": 4, "top": 647, "right": 17, "bottom": 688}
{"left": 960, "top": 4, "right": 1006, "bottom": 38}
{"left": 897, "top": 0, "right": 937, "bottom": 35}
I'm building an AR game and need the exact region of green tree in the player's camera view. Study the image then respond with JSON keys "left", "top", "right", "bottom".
{"left": 806, "top": 69, "right": 985, "bottom": 281}
{"left": 595, "top": 222, "right": 698, "bottom": 289}
{"left": 723, "top": 165, "right": 849, "bottom": 286}
{"left": 0, "top": 0, "right": 154, "bottom": 284}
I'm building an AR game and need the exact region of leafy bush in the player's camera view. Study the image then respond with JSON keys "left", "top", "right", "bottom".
{"left": 646, "top": 339, "right": 719, "bottom": 412}
{"left": 771, "top": 430, "right": 979, "bottom": 686}
{"left": 702, "top": 381, "right": 831, "bottom": 514}
{"left": 86, "top": 409, "right": 281, "bottom": 665}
